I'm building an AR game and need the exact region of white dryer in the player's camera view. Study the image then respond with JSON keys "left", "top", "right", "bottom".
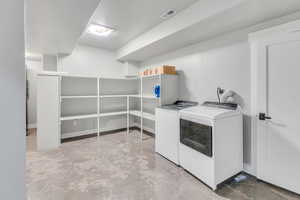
{"left": 179, "top": 103, "right": 243, "bottom": 190}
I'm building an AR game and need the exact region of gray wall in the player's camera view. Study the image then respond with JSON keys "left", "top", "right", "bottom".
{"left": 0, "top": 0, "right": 25, "bottom": 199}
{"left": 141, "top": 40, "right": 253, "bottom": 173}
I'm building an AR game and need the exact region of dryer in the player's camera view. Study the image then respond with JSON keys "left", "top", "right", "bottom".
{"left": 179, "top": 103, "right": 243, "bottom": 190}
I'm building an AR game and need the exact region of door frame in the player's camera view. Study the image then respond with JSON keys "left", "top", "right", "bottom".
{"left": 249, "top": 19, "right": 300, "bottom": 178}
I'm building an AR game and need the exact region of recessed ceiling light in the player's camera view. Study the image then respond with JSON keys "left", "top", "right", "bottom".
{"left": 87, "top": 23, "right": 114, "bottom": 37}
{"left": 160, "top": 9, "right": 177, "bottom": 19}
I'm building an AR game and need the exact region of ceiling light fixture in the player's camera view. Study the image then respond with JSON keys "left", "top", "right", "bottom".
{"left": 87, "top": 23, "right": 114, "bottom": 37}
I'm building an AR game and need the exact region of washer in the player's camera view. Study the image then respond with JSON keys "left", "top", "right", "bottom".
{"left": 155, "top": 101, "right": 198, "bottom": 165}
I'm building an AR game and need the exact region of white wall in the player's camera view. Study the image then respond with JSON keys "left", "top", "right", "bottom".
{"left": 141, "top": 40, "right": 253, "bottom": 173}
{"left": 43, "top": 54, "right": 57, "bottom": 71}
{"left": 0, "top": 0, "right": 25, "bottom": 199}
{"left": 26, "top": 59, "right": 43, "bottom": 127}
{"left": 58, "top": 44, "right": 126, "bottom": 77}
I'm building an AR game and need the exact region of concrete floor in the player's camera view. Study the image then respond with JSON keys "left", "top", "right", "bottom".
{"left": 26, "top": 129, "right": 300, "bottom": 200}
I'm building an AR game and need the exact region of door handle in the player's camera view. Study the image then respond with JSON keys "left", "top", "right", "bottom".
{"left": 259, "top": 113, "right": 272, "bottom": 121}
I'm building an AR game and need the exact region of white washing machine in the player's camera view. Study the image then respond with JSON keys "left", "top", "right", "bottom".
{"left": 155, "top": 101, "right": 198, "bottom": 165}
{"left": 179, "top": 103, "right": 243, "bottom": 190}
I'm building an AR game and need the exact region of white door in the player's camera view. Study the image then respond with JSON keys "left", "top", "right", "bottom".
{"left": 253, "top": 25, "right": 300, "bottom": 194}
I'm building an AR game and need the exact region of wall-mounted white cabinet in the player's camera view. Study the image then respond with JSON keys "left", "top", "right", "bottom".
{"left": 37, "top": 72, "right": 178, "bottom": 150}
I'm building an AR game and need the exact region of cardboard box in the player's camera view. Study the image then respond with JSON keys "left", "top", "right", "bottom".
{"left": 149, "top": 68, "right": 153, "bottom": 75}
{"left": 155, "top": 65, "right": 176, "bottom": 75}
{"left": 141, "top": 66, "right": 176, "bottom": 77}
{"left": 143, "top": 69, "right": 149, "bottom": 76}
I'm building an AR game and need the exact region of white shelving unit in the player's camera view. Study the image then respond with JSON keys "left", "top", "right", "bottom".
{"left": 37, "top": 72, "right": 178, "bottom": 149}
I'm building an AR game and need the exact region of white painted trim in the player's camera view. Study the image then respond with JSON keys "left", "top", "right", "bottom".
{"left": 27, "top": 123, "right": 37, "bottom": 129}
{"left": 38, "top": 71, "right": 67, "bottom": 76}
{"left": 97, "top": 77, "right": 100, "bottom": 137}
{"left": 249, "top": 18, "right": 300, "bottom": 178}
{"left": 25, "top": 53, "right": 42, "bottom": 62}
{"left": 249, "top": 39, "right": 259, "bottom": 177}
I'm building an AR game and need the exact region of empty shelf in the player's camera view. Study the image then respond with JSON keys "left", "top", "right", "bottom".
{"left": 100, "top": 95, "right": 130, "bottom": 98}
{"left": 61, "top": 95, "right": 98, "bottom": 99}
{"left": 128, "top": 94, "right": 158, "bottom": 99}
{"left": 99, "top": 111, "right": 127, "bottom": 117}
{"left": 60, "top": 114, "right": 98, "bottom": 121}
{"left": 129, "top": 110, "right": 155, "bottom": 121}
{"left": 61, "top": 111, "right": 128, "bottom": 121}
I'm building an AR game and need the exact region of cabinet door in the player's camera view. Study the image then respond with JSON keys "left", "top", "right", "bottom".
{"left": 37, "top": 75, "right": 60, "bottom": 150}
{"left": 155, "top": 108, "right": 179, "bottom": 164}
